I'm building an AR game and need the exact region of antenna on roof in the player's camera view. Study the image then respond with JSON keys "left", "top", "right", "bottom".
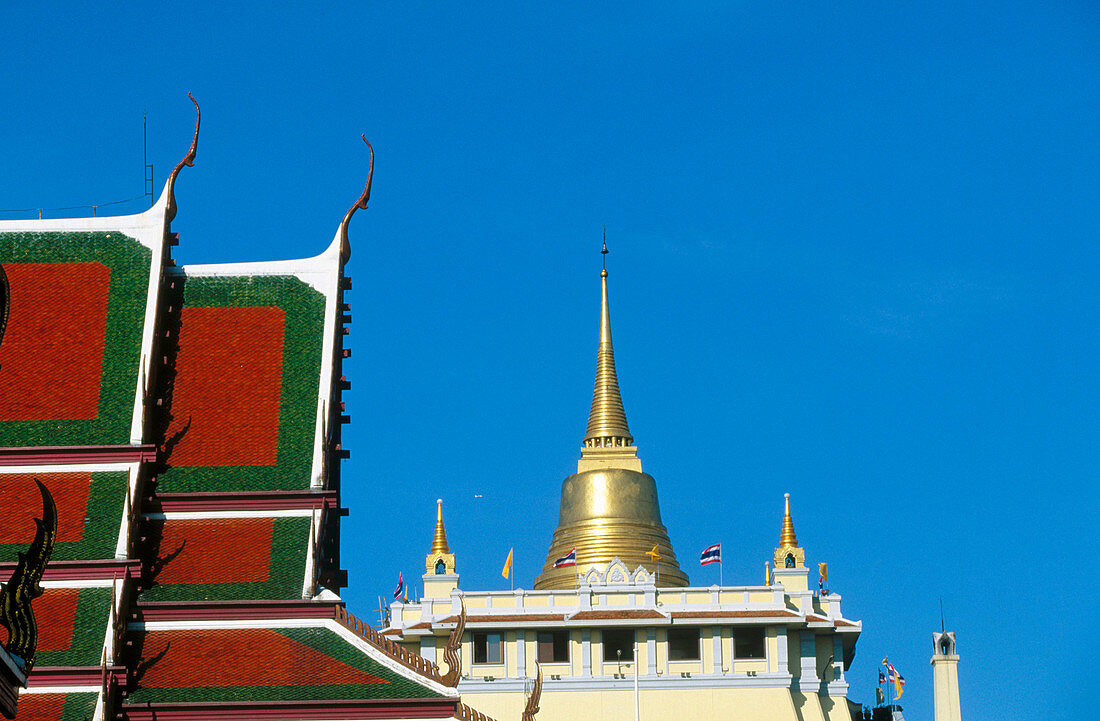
{"left": 939, "top": 596, "right": 945, "bottom": 633}
{"left": 144, "top": 111, "right": 154, "bottom": 208}
{"left": 602, "top": 226, "right": 608, "bottom": 269}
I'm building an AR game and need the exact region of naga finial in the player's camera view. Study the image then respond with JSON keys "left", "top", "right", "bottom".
{"left": 0, "top": 480, "right": 58, "bottom": 673}
{"left": 440, "top": 597, "right": 465, "bottom": 686}
{"left": 338, "top": 134, "right": 374, "bottom": 265}
{"left": 521, "top": 660, "right": 543, "bottom": 721}
{"left": 165, "top": 92, "right": 201, "bottom": 224}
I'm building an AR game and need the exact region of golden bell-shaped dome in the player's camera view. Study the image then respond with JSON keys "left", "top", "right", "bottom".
{"left": 535, "top": 252, "right": 687, "bottom": 589}
{"left": 535, "top": 467, "right": 687, "bottom": 589}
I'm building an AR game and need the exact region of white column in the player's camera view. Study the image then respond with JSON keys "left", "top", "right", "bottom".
{"left": 647, "top": 627, "right": 657, "bottom": 676}
{"left": 517, "top": 630, "right": 526, "bottom": 677}
{"left": 799, "top": 631, "right": 818, "bottom": 693}
{"left": 832, "top": 636, "right": 844, "bottom": 682}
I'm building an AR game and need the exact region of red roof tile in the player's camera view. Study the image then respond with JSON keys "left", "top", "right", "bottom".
{"left": 153, "top": 518, "right": 274, "bottom": 585}
{"left": 570, "top": 610, "right": 665, "bottom": 621}
{"left": 0, "top": 473, "right": 92, "bottom": 544}
{"left": 670, "top": 610, "right": 799, "bottom": 619}
{"left": 0, "top": 263, "right": 111, "bottom": 422}
{"left": 14, "top": 693, "right": 64, "bottom": 719}
{"left": 138, "top": 628, "right": 385, "bottom": 689}
{"left": 34, "top": 589, "right": 80, "bottom": 653}
{"left": 166, "top": 306, "right": 286, "bottom": 467}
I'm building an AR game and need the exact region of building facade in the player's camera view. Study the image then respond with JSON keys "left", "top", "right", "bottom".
{"left": 384, "top": 263, "right": 862, "bottom": 721}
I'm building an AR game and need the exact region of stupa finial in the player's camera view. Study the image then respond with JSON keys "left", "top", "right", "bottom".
{"left": 583, "top": 239, "right": 632, "bottom": 447}
{"left": 780, "top": 493, "right": 799, "bottom": 548}
{"left": 430, "top": 498, "right": 450, "bottom": 555}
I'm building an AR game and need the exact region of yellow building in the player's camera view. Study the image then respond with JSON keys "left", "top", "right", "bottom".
{"left": 384, "top": 258, "right": 863, "bottom": 721}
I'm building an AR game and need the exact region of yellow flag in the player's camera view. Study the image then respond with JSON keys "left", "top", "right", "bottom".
{"left": 818, "top": 563, "right": 828, "bottom": 583}
{"left": 502, "top": 548, "right": 513, "bottom": 579}
{"left": 646, "top": 545, "right": 661, "bottom": 561}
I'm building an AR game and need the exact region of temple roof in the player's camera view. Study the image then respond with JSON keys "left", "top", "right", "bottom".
{"left": 155, "top": 269, "right": 335, "bottom": 494}
{"left": 139, "top": 515, "right": 311, "bottom": 602}
{"left": 0, "top": 471, "right": 127, "bottom": 563}
{"left": 128, "top": 625, "right": 450, "bottom": 705}
{"left": 0, "top": 112, "right": 495, "bottom": 721}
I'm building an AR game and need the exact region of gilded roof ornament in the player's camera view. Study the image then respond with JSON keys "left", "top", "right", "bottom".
{"left": 774, "top": 493, "right": 805, "bottom": 570}
{"left": 780, "top": 492, "right": 798, "bottom": 548}
{"left": 583, "top": 243, "right": 633, "bottom": 446}
{"left": 338, "top": 135, "right": 374, "bottom": 264}
{"left": 0, "top": 479, "right": 57, "bottom": 673}
{"left": 165, "top": 92, "right": 200, "bottom": 224}
{"left": 430, "top": 499, "right": 450, "bottom": 555}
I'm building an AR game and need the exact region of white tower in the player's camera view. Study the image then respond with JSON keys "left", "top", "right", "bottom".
{"left": 931, "top": 631, "right": 961, "bottom": 721}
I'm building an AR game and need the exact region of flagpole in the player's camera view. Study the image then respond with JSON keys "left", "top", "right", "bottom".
{"left": 633, "top": 640, "right": 640, "bottom": 721}
{"left": 719, "top": 553, "right": 723, "bottom": 588}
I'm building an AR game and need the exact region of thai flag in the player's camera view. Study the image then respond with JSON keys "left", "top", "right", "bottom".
{"left": 700, "top": 543, "right": 721, "bottom": 565}
{"left": 553, "top": 547, "right": 577, "bottom": 568}
{"left": 393, "top": 571, "right": 404, "bottom": 600}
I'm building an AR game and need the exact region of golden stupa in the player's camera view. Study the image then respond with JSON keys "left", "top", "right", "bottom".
{"left": 534, "top": 253, "right": 688, "bottom": 590}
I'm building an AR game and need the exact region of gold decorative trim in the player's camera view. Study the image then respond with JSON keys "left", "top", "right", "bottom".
{"left": 0, "top": 480, "right": 57, "bottom": 673}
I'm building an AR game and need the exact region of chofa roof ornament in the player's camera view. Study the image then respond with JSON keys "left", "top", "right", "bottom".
{"left": 338, "top": 134, "right": 374, "bottom": 264}
{"left": 0, "top": 479, "right": 57, "bottom": 674}
{"left": 521, "top": 660, "right": 542, "bottom": 721}
{"left": 440, "top": 597, "right": 466, "bottom": 687}
{"left": 165, "top": 92, "right": 200, "bottom": 224}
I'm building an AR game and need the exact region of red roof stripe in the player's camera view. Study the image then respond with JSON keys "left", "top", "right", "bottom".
{"left": 138, "top": 629, "right": 387, "bottom": 688}
{"left": 0, "top": 262, "right": 111, "bottom": 421}
{"left": 165, "top": 306, "right": 286, "bottom": 467}
{"left": 13, "top": 693, "right": 64, "bottom": 719}
{"left": 0, "top": 473, "right": 92, "bottom": 544}
{"left": 154, "top": 518, "right": 274, "bottom": 585}
{"left": 34, "top": 588, "right": 81, "bottom": 653}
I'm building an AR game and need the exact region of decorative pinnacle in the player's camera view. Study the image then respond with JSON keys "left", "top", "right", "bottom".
{"left": 780, "top": 493, "right": 798, "bottom": 548}
{"left": 584, "top": 241, "right": 632, "bottom": 445}
{"left": 430, "top": 499, "right": 450, "bottom": 554}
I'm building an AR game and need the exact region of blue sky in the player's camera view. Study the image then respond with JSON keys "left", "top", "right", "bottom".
{"left": 2, "top": 3, "right": 1096, "bottom": 718}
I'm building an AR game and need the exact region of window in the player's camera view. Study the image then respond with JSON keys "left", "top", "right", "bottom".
{"left": 785, "top": 554, "right": 795, "bottom": 568}
{"left": 435, "top": 560, "right": 446, "bottom": 574}
{"left": 473, "top": 632, "right": 503, "bottom": 664}
{"left": 537, "top": 630, "right": 569, "bottom": 663}
{"left": 668, "top": 627, "right": 700, "bottom": 661}
{"left": 602, "top": 629, "right": 634, "bottom": 662}
{"left": 734, "top": 628, "right": 765, "bottom": 659}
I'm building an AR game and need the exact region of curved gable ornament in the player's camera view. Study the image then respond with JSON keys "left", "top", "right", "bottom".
{"left": 440, "top": 598, "right": 466, "bottom": 687}
{"left": 337, "top": 135, "right": 374, "bottom": 265}
{"left": 521, "top": 660, "right": 543, "bottom": 721}
{"left": 165, "top": 93, "right": 200, "bottom": 224}
{"left": 0, "top": 480, "right": 57, "bottom": 673}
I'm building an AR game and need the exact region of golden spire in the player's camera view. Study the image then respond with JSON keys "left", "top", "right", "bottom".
{"left": 430, "top": 499, "right": 450, "bottom": 554}
{"left": 583, "top": 240, "right": 632, "bottom": 447}
{"left": 535, "top": 241, "right": 687, "bottom": 591}
{"left": 780, "top": 493, "right": 798, "bottom": 548}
